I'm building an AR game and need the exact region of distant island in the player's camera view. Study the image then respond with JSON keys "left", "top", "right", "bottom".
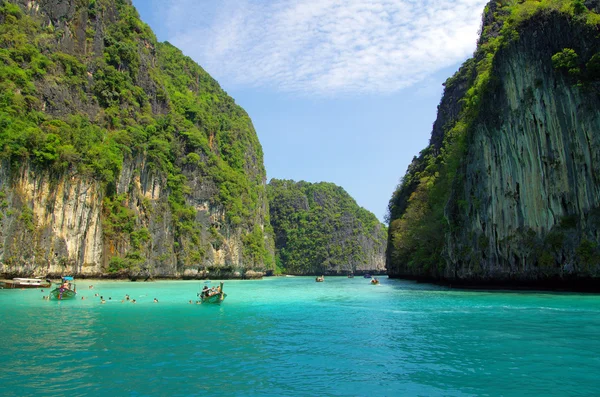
{"left": 268, "top": 179, "right": 386, "bottom": 276}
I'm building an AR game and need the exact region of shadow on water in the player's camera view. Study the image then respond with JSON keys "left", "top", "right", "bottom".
{"left": 385, "top": 276, "right": 600, "bottom": 297}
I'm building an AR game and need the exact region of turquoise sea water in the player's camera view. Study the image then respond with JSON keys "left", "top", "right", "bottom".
{"left": 0, "top": 277, "right": 599, "bottom": 396}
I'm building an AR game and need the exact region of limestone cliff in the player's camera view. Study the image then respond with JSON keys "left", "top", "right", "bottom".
{"left": 268, "top": 179, "right": 386, "bottom": 275}
{"left": 0, "top": 0, "right": 274, "bottom": 278}
{"left": 387, "top": 0, "right": 600, "bottom": 288}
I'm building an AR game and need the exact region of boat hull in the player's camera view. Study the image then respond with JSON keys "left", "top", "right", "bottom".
{"left": 201, "top": 293, "right": 227, "bottom": 304}
{"left": 50, "top": 288, "right": 77, "bottom": 300}
{"left": 0, "top": 279, "right": 51, "bottom": 289}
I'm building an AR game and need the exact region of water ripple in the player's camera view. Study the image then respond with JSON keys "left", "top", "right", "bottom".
{"left": 0, "top": 278, "right": 599, "bottom": 396}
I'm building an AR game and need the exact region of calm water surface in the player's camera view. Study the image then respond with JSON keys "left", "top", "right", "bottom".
{"left": 0, "top": 277, "right": 599, "bottom": 396}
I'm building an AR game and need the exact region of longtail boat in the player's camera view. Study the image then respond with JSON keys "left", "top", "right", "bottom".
{"left": 198, "top": 282, "right": 227, "bottom": 304}
{"left": 315, "top": 276, "right": 324, "bottom": 282}
{"left": 0, "top": 278, "right": 51, "bottom": 289}
{"left": 50, "top": 276, "right": 77, "bottom": 300}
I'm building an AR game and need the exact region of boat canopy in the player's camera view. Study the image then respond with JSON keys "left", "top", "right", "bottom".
{"left": 62, "top": 276, "right": 74, "bottom": 280}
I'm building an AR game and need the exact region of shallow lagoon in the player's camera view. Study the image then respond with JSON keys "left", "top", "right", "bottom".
{"left": 1, "top": 277, "right": 599, "bottom": 396}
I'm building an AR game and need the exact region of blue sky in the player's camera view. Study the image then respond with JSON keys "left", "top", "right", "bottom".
{"left": 132, "top": 0, "right": 488, "bottom": 222}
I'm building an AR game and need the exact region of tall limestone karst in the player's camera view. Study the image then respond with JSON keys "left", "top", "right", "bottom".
{"left": 268, "top": 179, "right": 386, "bottom": 275}
{"left": 0, "top": 0, "right": 274, "bottom": 278}
{"left": 387, "top": 0, "right": 600, "bottom": 287}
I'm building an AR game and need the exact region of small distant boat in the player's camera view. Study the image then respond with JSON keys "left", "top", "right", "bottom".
{"left": 50, "top": 276, "right": 77, "bottom": 300}
{"left": 315, "top": 276, "right": 324, "bottom": 282}
{"left": 363, "top": 274, "right": 372, "bottom": 279}
{"left": 371, "top": 278, "right": 380, "bottom": 285}
{"left": 198, "top": 282, "right": 227, "bottom": 304}
{"left": 347, "top": 273, "right": 354, "bottom": 278}
{"left": 0, "top": 278, "right": 52, "bottom": 289}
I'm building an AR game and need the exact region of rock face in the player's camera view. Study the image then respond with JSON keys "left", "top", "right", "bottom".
{"left": 387, "top": 1, "right": 600, "bottom": 288}
{"left": 268, "top": 179, "right": 386, "bottom": 275}
{"left": 0, "top": 0, "right": 274, "bottom": 278}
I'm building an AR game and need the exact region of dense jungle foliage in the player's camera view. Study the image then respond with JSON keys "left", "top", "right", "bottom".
{"left": 268, "top": 179, "right": 386, "bottom": 275}
{"left": 386, "top": 0, "right": 600, "bottom": 273}
{"left": 0, "top": 0, "right": 273, "bottom": 272}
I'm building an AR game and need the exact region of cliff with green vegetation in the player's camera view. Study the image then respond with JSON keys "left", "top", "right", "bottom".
{"left": 268, "top": 179, "right": 386, "bottom": 275}
{"left": 0, "top": 0, "right": 274, "bottom": 278}
{"left": 387, "top": 0, "right": 600, "bottom": 288}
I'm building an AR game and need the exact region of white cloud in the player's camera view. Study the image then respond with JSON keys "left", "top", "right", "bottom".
{"left": 161, "top": 0, "right": 488, "bottom": 96}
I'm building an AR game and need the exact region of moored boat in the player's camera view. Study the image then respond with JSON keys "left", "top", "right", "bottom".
{"left": 50, "top": 276, "right": 77, "bottom": 300}
{"left": 315, "top": 276, "right": 324, "bottom": 282}
{"left": 363, "top": 274, "right": 372, "bottom": 279}
{"left": 0, "top": 278, "right": 52, "bottom": 289}
{"left": 198, "top": 282, "right": 227, "bottom": 304}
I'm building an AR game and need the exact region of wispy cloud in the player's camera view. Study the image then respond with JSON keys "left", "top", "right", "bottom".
{"left": 160, "top": 0, "right": 488, "bottom": 96}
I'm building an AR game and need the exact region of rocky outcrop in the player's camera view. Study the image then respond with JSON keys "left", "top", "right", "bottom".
{"left": 446, "top": 11, "right": 600, "bottom": 284}
{"left": 268, "top": 179, "right": 386, "bottom": 275}
{"left": 0, "top": 0, "right": 274, "bottom": 278}
{"left": 0, "top": 157, "right": 263, "bottom": 278}
{"left": 387, "top": 1, "right": 600, "bottom": 289}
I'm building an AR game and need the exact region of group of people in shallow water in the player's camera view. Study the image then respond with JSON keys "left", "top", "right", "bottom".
{"left": 41, "top": 285, "right": 159, "bottom": 304}
{"left": 41, "top": 283, "right": 221, "bottom": 304}
{"left": 97, "top": 293, "right": 158, "bottom": 304}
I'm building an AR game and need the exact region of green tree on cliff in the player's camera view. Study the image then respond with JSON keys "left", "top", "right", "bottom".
{"left": 268, "top": 179, "right": 386, "bottom": 275}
